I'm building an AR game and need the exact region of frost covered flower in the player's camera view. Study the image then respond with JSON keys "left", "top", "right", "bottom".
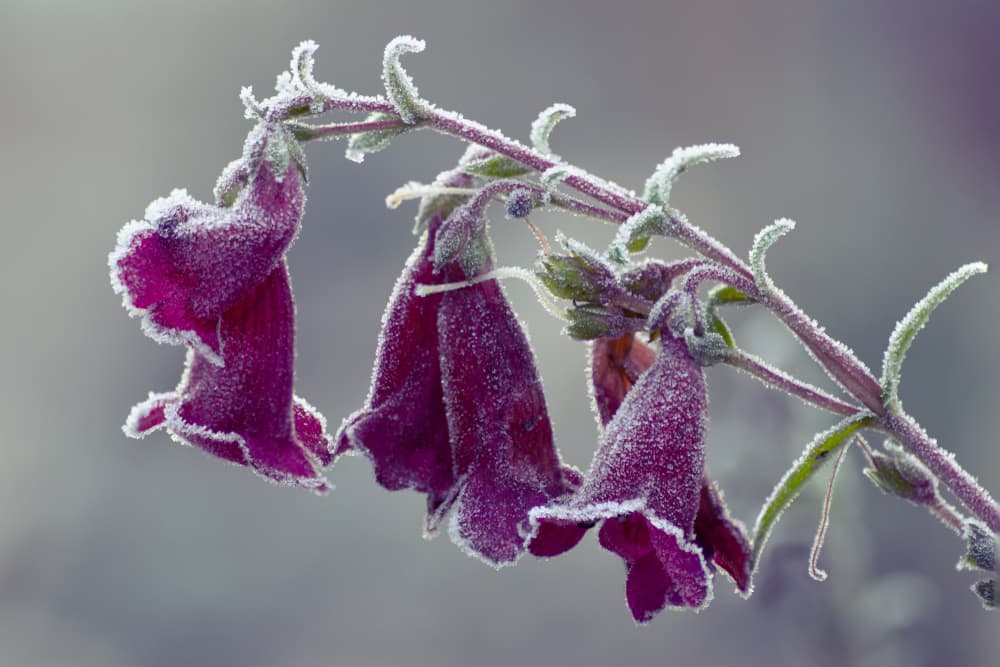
{"left": 110, "top": 121, "right": 333, "bottom": 492}
{"left": 336, "top": 212, "right": 580, "bottom": 566}
{"left": 531, "top": 332, "right": 751, "bottom": 622}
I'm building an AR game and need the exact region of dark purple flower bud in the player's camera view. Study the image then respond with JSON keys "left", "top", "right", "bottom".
{"left": 338, "top": 213, "right": 579, "bottom": 565}
{"left": 505, "top": 188, "right": 535, "bottom": 219}
{"left": 111, "top": 122, "right": 332, "bottom": 492}
{"left": 973, "top": 579, "right": 996, "bottom": 610}
{"left": 532, "top": 331, "right": 751, "bottom": 622}
{"left": 959, "top": 520, "right": 999, "bottom": 573}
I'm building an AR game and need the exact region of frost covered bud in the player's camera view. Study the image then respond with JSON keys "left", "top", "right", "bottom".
{"left": 538, "top": 252, "right": 616, "bottom": 303}
{"left": 863, "top": 442, "right": 939, "bottom": 507}
{"left": 973, "top": 579, "right": 997, "bottom": 610}
{"left": 505, "top": 188, "right": 535, "bottom": 219}
{"left": 565, "top": 304, "right": 626, "bottom": 340}
{"left": 684, "top": 329, "right": 730, "bottom": 367}
{"left": 959, "top": 520, "right": 999, "bottom": 573}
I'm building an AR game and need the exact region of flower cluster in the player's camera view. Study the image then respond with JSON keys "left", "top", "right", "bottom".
{"left": 111, "top": 37, "right": 1000, "bottom": 623}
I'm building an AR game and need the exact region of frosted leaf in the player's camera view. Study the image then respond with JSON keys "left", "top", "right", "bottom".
{"left": 880, "top": 262, "right": 987, "bottom": 411}
{"left": 289, "top": 40, "right": 323, "bottom": 108}
{"left": 240, "top": 86, "right": 265, "bottom": 121}
{"left": 540, "top": 163, "right": 574, "bottom": 197}
{"left": 749, "top": 218, "right": 795, "bottom": 295}
{"left": 530, "top": 103, "right": 576, "bottom": 157}
{"left": 345, "top": 112, "right": 410, "bottom": 163}
{"left": 463, "top": 154, "right": 532, "bottom": 179}
{"left": 643, "top": 143, "right": 740, "bottom": 207}
{"left": 751, "top": 413, "right": 874, "bottom": 573}
{"left": 606, "top": 205, "right": 669, "bottom": 265}
{"left": 382, "top": 35, "right": 427, "bottom": 124}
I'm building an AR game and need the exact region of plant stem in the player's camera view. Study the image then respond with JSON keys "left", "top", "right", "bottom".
{"left": 881, "top": 411, "right": 1000, "bottom": 533}
{"left": 296, "top": 99, "right": 1000, "bottom": 537}
{"left": 723, "top": 349, "right": 860, "bottom": 417}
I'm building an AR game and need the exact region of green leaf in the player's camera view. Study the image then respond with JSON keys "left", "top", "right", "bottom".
{"left": 880, "top": 262, "right": 987, "bottom": 412}
{"left": 749, "top": 218, "right": 795, "bottom": 295}
{"left": 463, "top": 154, "right": 531, "bottom": 179}
{"left": 710, "top": 315, "right": 736, "bottom": 349}
{"left": 344, "top": 112, "right": 409, "bottom": 163}
{"left": 530, "top": 103, "right": 576, "bottom": 156}
{"left": 642, "top": 143, "right": 739, "bottom": 207}
{"left": 382, "top": 35, "right": 426, "bottom": 124}
{"left": 751, "top": 413, "right": 875, "bottom": 571}
{"left": 606, "top": 206, "right": 670, "bottom": 265}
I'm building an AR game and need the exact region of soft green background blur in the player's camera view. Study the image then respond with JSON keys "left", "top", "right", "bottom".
{"left": 3, "top": 1, "right": 999, "bottom": 665}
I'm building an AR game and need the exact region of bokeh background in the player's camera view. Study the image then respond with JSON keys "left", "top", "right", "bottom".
{"left": 3, "top": 1, "right": 999, "bottom": 665}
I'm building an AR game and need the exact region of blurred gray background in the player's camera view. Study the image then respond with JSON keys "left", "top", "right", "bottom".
{"left": 2, "top": 0, "right": 999, "bottom": 665}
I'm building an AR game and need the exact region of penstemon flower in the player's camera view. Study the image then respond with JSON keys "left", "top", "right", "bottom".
{"left": 337, "top": 206, "right": 582, "bottom": 566}
{"left": 110, "top": 120, "right": 333, "bottom": 492}
{"left": 109, "top": 37, "right": 1000, "bottom": 621}
{"left": 532, "top": 331, "right": 751, "bottom": 622}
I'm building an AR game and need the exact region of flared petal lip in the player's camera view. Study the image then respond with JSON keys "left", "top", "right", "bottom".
{"left": 109, "top": 219, "right": 225, "bottom": 366}
{"left": 529, "top": 496, "right": 715, "bottom": 616}
{"left": 445, "top": 462, "right": 584, "bottom": 571}
{"left": 124, "top": 391, "right": 331, "bottom": 494}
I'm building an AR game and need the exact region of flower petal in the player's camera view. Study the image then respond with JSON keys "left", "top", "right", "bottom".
{"left": 438, "top": 276, "right": 577, "bottom": 566}
{"left": 123, "top": 263, "right": 331, "bottom": 493}
{"left": 110, "top": 127, "right": 304, "bottom": 365}
{"left": 335, "top": 232, "right": 457, "bottom": 530}
{"left": 694, "top": 478, "right": 752, "bottom": 594}
{"left": 590, "top": 333, "right": 656, "bottom": 426}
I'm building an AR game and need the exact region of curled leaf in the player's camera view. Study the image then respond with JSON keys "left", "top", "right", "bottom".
{"left": 880, "top": 262, "right": 987, "bottom": 412}
{"left": 749, "top": 218, "right": 795, "bottom": 296}
{"left": 530, "top": 103, "right": 576, "bottom": 157}
{"left": 606, "top": 206, "right": 670, "bottom": 265}
{"left": 643, "top": 143, "right": 739, "bottom": 207}
{"left": 382, "top": 35, "right": 427, "bottom": 124}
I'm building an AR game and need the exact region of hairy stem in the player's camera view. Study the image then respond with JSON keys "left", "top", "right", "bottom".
{"left": 881, "top": 411, "right": 1000, "bottom": 533}
{"left": 293, "top": 95, "right": 1000, "bottom": 536}
{"left": 723, "top": 349, "right": 861, "bottom": 417}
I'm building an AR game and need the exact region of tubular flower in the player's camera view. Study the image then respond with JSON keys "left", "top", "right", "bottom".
{"left": 336, "top": 212, "right": 581, "bottom": 567}
{"left": 110, "top": 121, "right": 333, "bottom": 493}
{"left": 531, "top": 332, "right": 751, "bottom": 622}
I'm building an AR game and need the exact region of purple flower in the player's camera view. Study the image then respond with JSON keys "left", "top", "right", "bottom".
{"left": 110, "top": 122, "right": 332, "bottom": 493}
{"left": 336, "top": 213, "right": 580, "bottom": 566}
{"left": 531, "top": 332, "right": 751, "bottom": 622}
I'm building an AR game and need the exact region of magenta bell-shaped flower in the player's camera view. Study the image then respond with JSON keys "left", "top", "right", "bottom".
{"left": 336, "top": 211, "right": 580, "bottom": 567}
{"left": 532, "top": 332, "right": 751, "bottom": 622}
{"left": 110, "top": 122, "right": 332, "bottom": 492}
